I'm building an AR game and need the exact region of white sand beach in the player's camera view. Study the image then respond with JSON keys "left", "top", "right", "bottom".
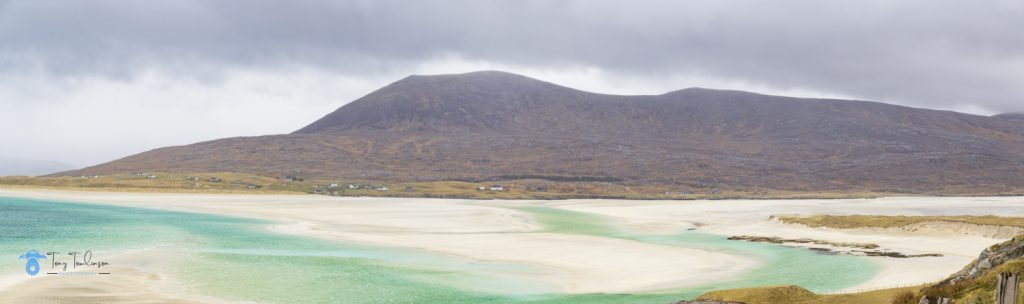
{"left": 0, "top": 190, "right": 754, "bottom": 295}
{"left": 553, "top": 197, "right": 1024, "bottom": 291}
{"left": 2, "top": 189, "right": 1022, "bottom": 302}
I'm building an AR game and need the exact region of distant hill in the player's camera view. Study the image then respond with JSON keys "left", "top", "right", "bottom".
{"left": 994, "top": 113, "right": 1024, "bottom": 120}
{"left": 57, "top": 71, "right": 1024, "bottom": 194}
{"left": 0, "top": 157, "right": 76, "bottom": 176}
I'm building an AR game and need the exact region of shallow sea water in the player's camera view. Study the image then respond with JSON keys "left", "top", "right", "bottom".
{"left": 1, "top": 196, "right": 879, "bottom": 303}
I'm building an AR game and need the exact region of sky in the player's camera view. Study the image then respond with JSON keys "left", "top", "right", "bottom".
{"left": 1, "top": 0, "right": 1022, "bottom": 168}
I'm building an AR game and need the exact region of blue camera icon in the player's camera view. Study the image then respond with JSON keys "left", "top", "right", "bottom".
{"left": 18, "top": 250, "right": 47, "bottom": 276}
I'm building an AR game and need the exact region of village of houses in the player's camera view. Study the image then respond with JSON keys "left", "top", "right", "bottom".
{"left": 74, "top": 172, "right": 528, "bottom": 197}
{"left": 59, "top": 172, "right": 745, "bottom": 199}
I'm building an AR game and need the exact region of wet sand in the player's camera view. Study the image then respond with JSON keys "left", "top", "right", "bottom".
{"left": 2, "top": 189, "right": 1019, "bottom": 301}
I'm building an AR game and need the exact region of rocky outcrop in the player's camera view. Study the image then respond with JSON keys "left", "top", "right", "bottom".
{"left": 727, "top": 235, "right": 880, "bottom": 249}
{"left": 940, "top": 236, "right": 1024, "bottom": 285}
{"left": 918, "top": 296, "right": 952, "bottom": 304}
{"left": 727, "top": 235, "right": 943, "bottom": 258}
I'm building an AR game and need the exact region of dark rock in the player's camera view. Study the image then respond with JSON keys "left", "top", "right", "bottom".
{"left": 729, "top": 235, "right": 941, "bottom": 258}
{"left": 939, "top": 236, "right": 1024, "bottom": 285}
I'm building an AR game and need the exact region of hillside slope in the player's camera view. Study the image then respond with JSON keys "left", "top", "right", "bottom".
{"left": 58, "top": 71, "right": 1024, "bottom": 193}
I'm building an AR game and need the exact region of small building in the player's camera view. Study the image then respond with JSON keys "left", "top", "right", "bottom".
{"left": 489, "top": 185, "right": 506, "bottom": 191}
{"left": 285, "top": 176, "right": 304, "bottom": 182}
{"left": 208, "top": 177, "right": 223, "bottom": 182}
{"left": 147, "top": 175, "right": 158, "bottom": 179}
{"left": 477, "top": 186, "right": 487, "bottom": 191}
{"left": 375, "top": 186, "right": 389, "bottom": 191}
{"left": 247, "top": 184, "right": 262, "bottom": 189}
{"left": 313, "top": 189, "right": 323, "bottom": 194}
{"left": 329, "top": 183, "right": 339, "bottom": 189}
{"left": 348, "top": 184, "right": 359, "bottom": 189}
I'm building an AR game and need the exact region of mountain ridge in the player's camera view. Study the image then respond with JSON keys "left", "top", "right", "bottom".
{"left": 0, "top": 157, "right": 77, "bottom": 176}
{"left": 57, "top": 71, "right": 1024, "bottom": 194}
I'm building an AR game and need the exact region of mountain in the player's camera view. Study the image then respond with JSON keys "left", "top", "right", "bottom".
{"left": 0, "top": 157, "right": 76, "bottom": 176}
{"left": 994, "top": 113, "right": 1024, "bottom": 121}
{"left": 57, "top": 71, "right": 1024, "bottom": 193}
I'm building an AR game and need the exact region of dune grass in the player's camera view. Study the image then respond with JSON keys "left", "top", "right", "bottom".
{"left": 0, "top": 172, "right": 307, "bottom": 194}
{"left": 777, "top": 214, "right": 1024, "bottom": 229}
{"left": 697, "top": 285, "right": 926, "bottom": 304}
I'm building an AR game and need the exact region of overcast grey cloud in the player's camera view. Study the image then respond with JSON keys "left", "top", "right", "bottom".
{"left": 1, "top": 0, "right": 1022, "bottom": 168}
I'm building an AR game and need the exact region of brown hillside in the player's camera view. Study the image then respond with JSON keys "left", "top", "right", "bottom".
{"left": 58, "top": 71, "right": 1024, "bottom": 193}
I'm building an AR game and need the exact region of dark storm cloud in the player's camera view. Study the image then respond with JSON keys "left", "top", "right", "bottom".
{"left": 1, "top": 0, "right": 1023, "bottom": 113}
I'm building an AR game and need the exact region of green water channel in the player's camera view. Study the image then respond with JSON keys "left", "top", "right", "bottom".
{"left": 1, "top": 197, "right": 879, "bottom": 303}
{"left": 514, "top": 206, "right": 880, "bottom": 294}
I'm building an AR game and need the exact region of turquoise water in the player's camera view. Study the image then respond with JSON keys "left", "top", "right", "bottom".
{"left": 514, "top": 206, "right": 880, "bottom": 293}
{"left": 0, "top": 197, "right": 879, "bottom": 303}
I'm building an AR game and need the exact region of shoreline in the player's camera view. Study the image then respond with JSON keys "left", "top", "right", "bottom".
{"left": 0, "top": 188, "right": 757, "bottom": 295}
{"left": 2, "top": 188, "right": 1021, "bottom": 301}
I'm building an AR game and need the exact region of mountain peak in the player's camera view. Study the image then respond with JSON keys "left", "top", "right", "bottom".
{"left": 391, "top": 70, "right": 568, "bottom": 93}
{"left": 409, "top": 70, "right": 529, "bottom": 79}
{"left": 294, "top": 71, "right": 584, "bottom": 134}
